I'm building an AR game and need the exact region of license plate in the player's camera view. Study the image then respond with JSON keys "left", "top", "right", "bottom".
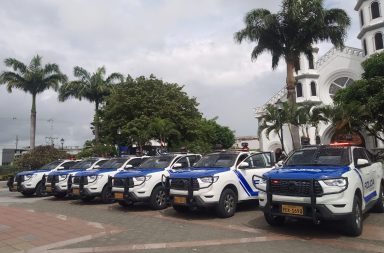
{"left": 173, "top": 196, "right": 187, "bottom": 204}
{"left": 72, "top": 188, "right": 80, "bottom": 195}
{"left": 281, "top": 204, "right": 304, "bottom": 215}
{"left": 114, "top": 192, "right": 124, "bottom": 199}
{"left": 46, "top": 186, "right": 52, "bottom": 193}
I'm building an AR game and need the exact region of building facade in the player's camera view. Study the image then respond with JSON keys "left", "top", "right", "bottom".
{"left": 255, "top": 0, "right": 384, "bottom": 153}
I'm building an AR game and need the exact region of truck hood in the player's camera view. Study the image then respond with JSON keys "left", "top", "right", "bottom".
{"left": 75, "top": 168, "right": 119, "bottom": 177}
{"left": 114, "top": 168, "right": 164, "bottom": 178}
{"left": 16, "top": 170, "right": 51, "bottom": 176}
{"left": 263, "top": 165, "right": 350, "bottom": 180}
{"left": 48, "top": 169, "right": 85, "bottom": 176}
{"left": 169, "top": 167, "right": 230, "bottom": 179}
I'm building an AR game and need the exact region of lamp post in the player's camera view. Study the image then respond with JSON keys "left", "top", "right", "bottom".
{"left": 276, "top": 99, "right": 284, "bottom": 152}
{"left": 60, "top": 138, "right": 64, "bottom": 150}
{"left": 117, "top": 128, "right": 121, "bottom": 157}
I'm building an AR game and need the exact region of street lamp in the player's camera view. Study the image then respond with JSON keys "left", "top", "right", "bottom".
{"left": 276, "top": 99, "right": 284, "bottom": 152}
{"left": 60, "top": 138, "right": 64, "bottom": 150}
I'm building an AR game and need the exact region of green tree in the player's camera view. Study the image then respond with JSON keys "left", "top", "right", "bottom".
{"left": 122, "top": 115, "right": 153, "bottom": 155}
{"left": 234, "top": 0, "right": 350, "bottom": 149}
{"left": 13, "top": 145, "right": 68, "bottom": 170}
{"left": 149, "top": 117, "right": 181, "bottom": 147}
{"left": 0, "top": 55, "right": 67, "bottom": 149}
{"left": 259, "top": 104, "right": 285, "bottom": 148}
{"left": 76, "top": 142, "right": 117, "bottom": 158}
{"left": 58, "top": 66, "right": 124, "bottom": 143}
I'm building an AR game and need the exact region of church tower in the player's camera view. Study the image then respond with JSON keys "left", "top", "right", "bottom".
{"left": 356, "top": 0, "right": 384, "bottom": 57}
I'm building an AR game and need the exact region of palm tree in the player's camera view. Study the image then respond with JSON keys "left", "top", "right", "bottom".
{"left": 235, "top": 0, "right": 350, "bottom": 149}
{"left": 59, "top": 66, "right": 124, "bottom": 143}
{"left": 0, "top": 55, "right": 67, "bottom": 149}
{"left": 259, "top": 104, "right": 286, "bottom": 150}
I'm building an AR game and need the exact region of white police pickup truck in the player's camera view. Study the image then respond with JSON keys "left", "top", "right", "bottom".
{"left": 167, "top": 151, "right": 275, "bottom": 218}
{"left": 8, "top": 160, "right": 79, "bottom": 197}
{"left": 71, "top": 156, "right": 147, "bottom": 203}
{"left": 44, "top": 157, "right": 108, "bottom": 198}
{"left": 256, "top": 145, "right": 384, "bottom": 236}
{"left": 111, "top": 153, "right": 201, "bottom": 210}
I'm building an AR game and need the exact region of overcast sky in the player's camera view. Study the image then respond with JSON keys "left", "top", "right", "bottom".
{"left": 0, "top": 0, "right": 361, "bottom": 149}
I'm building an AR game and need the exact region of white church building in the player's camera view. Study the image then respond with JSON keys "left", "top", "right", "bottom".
{"left": 255, "top": 0, "right": 384, "bottom": 153}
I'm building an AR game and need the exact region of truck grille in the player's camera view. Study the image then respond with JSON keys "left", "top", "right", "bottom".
{"left": 170, "top": 178, "right": 199, "bottom": 191}
{"left": 113, "top": 178, "right": 134, "bottom": 188}
{"left": 73, "top": 176, "right": 88, "bottom": 185}
{"left": 270, "top": 179, "right": 323, "bottom": 197}
{"left": 15, "top": 175, "right": 24, "bottom": 184}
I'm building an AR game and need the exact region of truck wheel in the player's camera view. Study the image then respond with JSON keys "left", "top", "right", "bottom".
{"left": 216, "top": 188, "right": 237, "bottom": 218}
{"left": 54, "top": 192, "right": 67, "bottom": 199}
{"left": 344, "top": 196, "right": 363, "bottom": 236}
{"left": 35, "top": 182, "right": 47, "bottom": 197}
{"left": 101, "top": 185, "right": 114, "bottom": 204}
{"left": 81, "top": 196, "right": 95, "bottom": 202}
{"left": 372, "top": 183, "right": 384, "bottom": 213}
{"left": 150, "top": 186, "right": 168, "bottom": 210}
{"left": 118, "top": 200, "right": 133, "bottom": 207}
{"left": 173, "top": 205, "right": 190, "bottom": 213}
{"left": 264, "top": 212, "right": 285, "bottom": 226}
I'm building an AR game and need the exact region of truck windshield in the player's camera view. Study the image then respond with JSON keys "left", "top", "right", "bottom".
{"left": 39, "top": 161, "right": 63, "bottom": 170}
{"left": 137, "top": 155, "right": 175, "bottom": 169}
{"left": 70, "top": 158, "right": 99, "bottom": 170}
{"left": 285, "top": 147, "right": 350, "bottom": 166}
{"left": 99, "top": 159, "right": 127, "bottom": 169}
{"left": 193, "top": 154, "right": 238, "bottom": 168}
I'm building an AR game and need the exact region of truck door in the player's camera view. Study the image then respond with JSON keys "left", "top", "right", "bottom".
{"left": 354, "top": 148, "right": 376, "bottom": 205}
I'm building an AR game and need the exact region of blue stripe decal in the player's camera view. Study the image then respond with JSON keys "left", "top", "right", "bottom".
{"left": 234, "top": 171, "right": 258, "bottom": 197}
{"left": 364, "top": 191, "right": 377, "bottom": 203}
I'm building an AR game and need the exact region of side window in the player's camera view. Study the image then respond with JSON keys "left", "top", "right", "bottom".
{"left": 96, "top": 160, "right": 108, "bottom": 166}
{"left": 62, "top": 161, "right": 77, "bottom": 170}
{"left": 242, "top": 153, "right": 272, "bottom": 169}
{"left": 236, "top": 154, "right": 249, "bottom": 166}
{"left": 353, "top": 148, "right": 369, "bottom": 165}
{"left": 175, "top": 157, "right": 189, "bottom": 168}
{"left": 362, "top": 149, "right": 373, "bottom": 163}
{"left": 128, "top": 158, "right": 143, "bottom": 167}
{"left": 188, "top": 155, "right": 200, "bottom": 166}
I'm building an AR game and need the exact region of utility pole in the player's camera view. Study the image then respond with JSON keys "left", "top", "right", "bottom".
{"left": 15, "top": 135, "right": 18, "bottom": 150}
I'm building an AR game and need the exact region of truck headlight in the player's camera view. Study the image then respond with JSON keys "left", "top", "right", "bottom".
{"left": 322, "top": 178, "right": 347, "bottom": 187}
{"left": 88, "top": 175, "right": 102, "bottom": 183}
{"left": 24, "top": 174, "right": 36, "bottom": 181}
{"left": 59, "top": 175, "right": 68, "bottom": 181}
{"left": 200, "top": 176, "right": 219, "bottom": 183}
{"left": 134, "top": 176, "right": 151, "bottom": 182}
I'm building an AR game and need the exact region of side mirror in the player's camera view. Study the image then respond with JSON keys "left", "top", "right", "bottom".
{"left": 276, "top": 161, "right": 284, "bottom": 167}
{"left": 125, "top": 164, "right": 133, "bottom": 169}
{"left": 173, "top": 163, "right": 183, "bottom": 169}
{"left": 93, "top": 165, "right": 100, "bottom": 169}
{"left": 57, "top": 166, "right": 65, "bottom": 170}
{"left": 356, "top": 159, "right": 369, "bottom": 166}
{"left": 238, "top": 161, "right": 250, "bottom": 169}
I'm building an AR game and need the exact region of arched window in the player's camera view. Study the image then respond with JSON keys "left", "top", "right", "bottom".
{"left": 310, "top": 82, "right": 317, "bottom": 96}
{"left": 371, "top": 1, "right": 381, "bottom": 19}
{"left": 363, "top": 39, "right": 368, "bottom": 55}
{"left": 360, "top": 10, "right": 365, "bottom": 26}
{"left": 309, "top": 58, "right": 314, "bottom": 69}
{"left": 296, "top": 83, "right": 303, "bottom": 98}
{"left": 375, "top": 32, "right": 384, "bottom": 50}
{"left": 329, "top": 77, "right": 354, "bottom": 98}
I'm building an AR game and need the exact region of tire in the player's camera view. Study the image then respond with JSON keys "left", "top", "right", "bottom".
{"left": 21, "top": 191, "right": 34, "bottom": 197}
{"left": 216, "top": 188, "right": 237, "bottom": 218}
{"left": 81, "top": 196, "right": 95, "bottom": 202}
{"left": 264, "top": 212, "right": 285, "bottom": 226}
{"left": 35, "top": 182, "right": 47, "bottom": 197}
{"left": 118, "top": 200, "right": 133, "bottom": 207}
{"left": 101, "top": 185, "right": 114, "bottom": 204}
{"left": 149, "top": 186, "right": 168, "bottom": 210}
{"left": 173, "top": 205, "right": 190, "bottom": 213}
{"left": 344, "top": 195, "right": 363, "bottom": 236}
{"left": 372, "top": 183, "right": 384, "bottom": 213}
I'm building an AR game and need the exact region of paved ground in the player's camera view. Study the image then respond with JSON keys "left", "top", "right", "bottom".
{"left": 1, "top": 184, "right": 384, "bottom": 253}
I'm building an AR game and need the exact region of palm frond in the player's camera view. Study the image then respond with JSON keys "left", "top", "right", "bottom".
{"left": 4, "top": 58, "right": 27, "bottom": 73}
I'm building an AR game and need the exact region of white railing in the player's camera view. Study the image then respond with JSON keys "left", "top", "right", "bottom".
{"left": 254, "top": 86, "right": 287, "bottom": 117}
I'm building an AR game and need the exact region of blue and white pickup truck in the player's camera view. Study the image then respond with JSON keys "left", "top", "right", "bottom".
{"left": 8, "top": 160, "right": 80, "bottom": 197}
{"left": 168, "top": 151, "right": 275, "bottom": 218}
{"left": 256, "top": 145, "right": 384, "bottom": 236}
{"left": 111, "top": 153, "right": 201, "bottom": 210}
{"left": 70, "top": 156, "right": 147, "bottom": 203}
{"left": 44, "top": 157, "right": 108, "bottom": 198}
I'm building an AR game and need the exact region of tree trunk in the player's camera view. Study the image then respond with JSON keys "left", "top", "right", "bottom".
{"left": 30, "top": 94, "right": 36, "bottom": 149}
{"left": 94, "top": 101, "right": 99, "bottom": 143}
{"left": 286, "top": 61, "right": 301, "bottom": 150}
